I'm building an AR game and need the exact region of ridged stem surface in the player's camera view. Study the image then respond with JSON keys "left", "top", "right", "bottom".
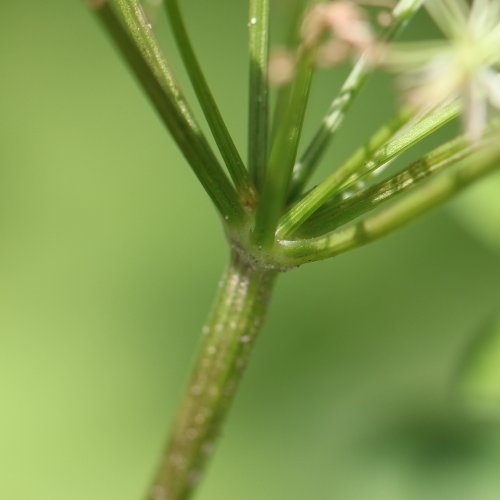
{"left": 148, "top": 253, "right": 278, "bottom": 500}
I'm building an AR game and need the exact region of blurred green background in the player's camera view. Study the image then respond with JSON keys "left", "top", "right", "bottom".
{"left": 1, "top": 1, "right": 500, "bottom": 499}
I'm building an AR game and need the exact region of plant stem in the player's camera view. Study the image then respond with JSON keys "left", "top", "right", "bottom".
{"left": 296, "top": 133, "right": 487, "bottom": 238}
{"left": 270, "top": 0, "right": 308, "bottom": 143}
{"left": 253, "top": 45, "right": 316, "bottom": 248}
{"left": 289, "top": 0, "right": 424, "bottom": 195}
{"left": 147, "top": 252, "right": 278, "bottom": 500}
{"left": 95, "top": 0, "right": 245, "bottom": 226}
{"left": 288, "top": 106, "right": 414, "bottom": 201}
{"left": 279, "top": 143, "right": 500, "bottom": 265}
{"left": 164, "top": 0, "right": 255, "bottom": 204}
{"left": 248, "top": 0, "right": 270, "bottom": 188}
{"left": 278, "top": 101, "right": 459, "bottom": 238}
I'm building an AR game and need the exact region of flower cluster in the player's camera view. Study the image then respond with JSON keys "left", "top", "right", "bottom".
{"left": 270, "top": 0, "right": 500, "bottom": 140}
{"left": 388, "top": 0, "right": 500, "bottom": 139}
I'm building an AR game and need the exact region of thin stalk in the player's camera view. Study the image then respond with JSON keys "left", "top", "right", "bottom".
{"left": 94, "top": 0, "right": 245, "bottom": 225}
{"left": 290, "top": 105, "right": 414, "bottom": 201}
{"left": 289, "top": 0, "right": 424, "bottom": 196}
{"left": 147, "top": 252, "right": 278, "bottom": 500}
{"left": 279, "top": 143, "right": 500, "bottom": 265}
{"left": 297, "top": 134, "right": 488, "bottom": 237}
{"left": 248, "top": 0, "right": 270, "bottom": 188}
{"left": 164, "top": 0, "right": 255, "bottom": 205}
{"left": 270, "top": 0, "right": 308, "bottom": 142}
{"left": 253, "top": 45, "right": 316, "bottom": 248}
{"left": 278, "top": 101, "right": 459, "bottom": 238}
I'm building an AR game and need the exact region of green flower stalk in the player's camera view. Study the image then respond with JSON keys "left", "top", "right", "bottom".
{"left": 87, "top": 0, "right": 500, "bottom": 498}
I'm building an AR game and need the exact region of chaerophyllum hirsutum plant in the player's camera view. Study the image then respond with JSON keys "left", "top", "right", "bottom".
{"left": 87, "top": 0, "right": 500, "bottom": 498}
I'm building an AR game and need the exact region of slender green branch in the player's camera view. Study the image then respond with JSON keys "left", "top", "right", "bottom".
{"left": 248, "top": 0, "right": 270, "bottom": 188}
{"left": 290, "top": 105, "right": 414, "bottom": 201}
{"left": 289, "top": 0, "right": 425, "bottom": 196}
{"left": 253, "top": 45, "right": 316, "bottom": 248}
{"left": 270, "top": 0, "right": 308, "bottom": 143}
{"left": 93, "top": 0, "right": 245, "bottom": 225}
{"left": 147, "top": 252, "right": 278, "bottom": 500}
{"left": 278, "top": 101, "right": 459, "bottom": 238}
{"left": 279, "top": 143, "right": 500, "bottom": 265}
{"left": 164, "top": 0, "right": 255, "bottom": 205}
{"left": 297, "top": 134, "right": 489, "bottom": 238}
{"left": 333, "top": 102, "right": 460, "bottom": 191}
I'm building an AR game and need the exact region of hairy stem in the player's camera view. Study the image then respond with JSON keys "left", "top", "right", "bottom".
{"left": 147, "top": 253, "right": 278, "bottom": 500}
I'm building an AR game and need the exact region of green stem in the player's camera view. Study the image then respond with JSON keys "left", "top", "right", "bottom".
{"left": 297, "top": 133, "right": 486, "bottom": 238}
{"left": 164, "top": 0, "right": 255, "bottom": 205}
{"left": 289, "top": 0, "right": 424, "bottom": 195}
{"left": 278, "top": 101, "right": 459, "bottom": 238}
{"left": 248, "top": 0, "right": 270, "bottom": 188}
{"left": 147, "top": 252, "right": 278, "bottom": 500}
{"left": 270, "top": 0, "right": 308, "bottom": 143}
{"left": 94, "top": 0, "right": 245, "bottom": 226}
{"left": 253, "top": 45, "right": 316, "bottom": 248}
{"left": 289, "top": 106, "right": 415, "bottom": 201}
{"left": 279, "top": 143, "right": 500, "bottom": 265}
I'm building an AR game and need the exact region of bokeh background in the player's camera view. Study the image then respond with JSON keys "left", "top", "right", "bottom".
{"left": 1, "top": 1, "right": 500, "bottom": 499}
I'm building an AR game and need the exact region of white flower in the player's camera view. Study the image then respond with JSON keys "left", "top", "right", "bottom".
{"left": 388, "top": 0, "right": 500, "bottom": 140}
